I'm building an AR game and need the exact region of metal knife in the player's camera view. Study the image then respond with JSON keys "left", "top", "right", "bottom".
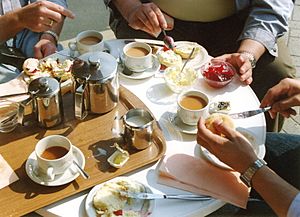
{"left": 122, "top": 192, "right": 212, "bottom": 201}
{"left": 229, "top": 106, "right": 271, "bottom": 119}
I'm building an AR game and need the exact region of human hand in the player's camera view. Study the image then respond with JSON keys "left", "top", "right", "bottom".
{"left": 261, "top": 78, "right": 300, "bottom": 118}
{"left": 34, "top": 38, "right": 57, "bottom": 59}
{"left": 16, "top": 1, "right": 75, "bottom": 32}
{"left": 126, "top": 3, "right": 167, "bottom": 36}
{"left": 214, "top": 53, "right": 253, "bottom": 85}
{"left": 197, "top": 117, "right": 257, "bottom": 173}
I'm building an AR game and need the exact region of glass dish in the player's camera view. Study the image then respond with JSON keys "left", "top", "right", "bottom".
{"left": 0, "top": 101, "right": 19, "bottom": 133}
{"left": 200, "top": 60, "right": 236, "bottom": 88}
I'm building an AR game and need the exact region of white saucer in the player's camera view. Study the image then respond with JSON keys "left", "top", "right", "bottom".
{"left": 25, "top": 145, "right": 85, "bottom": 186}
{"left": 168, "top": 112, "right": 197, "bottom": 135}
{"left": 198, "top": 128, "right": 261, "bottom": 170}
{"left": 119, "top": 55, "right": 161, "bottom": 80}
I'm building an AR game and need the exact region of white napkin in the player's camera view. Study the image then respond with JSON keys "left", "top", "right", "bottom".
{"left": 0, "top": 154, "right": 19, "bottom": 189}
{"left": 0, "top": 74, "right": 29, "bottom": 102}
{"left": 158, "top": 153, "right": 249, "bottom": 208}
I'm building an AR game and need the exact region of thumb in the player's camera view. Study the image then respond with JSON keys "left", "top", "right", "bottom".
{"left": 213, "top": 119, "right": 235, "bottom": 139}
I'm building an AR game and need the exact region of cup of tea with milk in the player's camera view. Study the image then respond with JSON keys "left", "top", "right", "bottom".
{"left": 35, "top": 135, "right": 74, "bottom": 181}
{"left": 177, "top": 90, "right": 210, "bottom": 125}
{"left": 69, "top": 30, "right": 104, "bottom": 55}
{"left": 123, "top": 42, "right": 152, "bottom": 72}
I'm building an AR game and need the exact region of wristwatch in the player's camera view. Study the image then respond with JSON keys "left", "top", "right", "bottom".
{"left": 240, "top": 159, "right": 267, "bottom": 187}
{"left": 240, "top": 51, "right": 257, "bottom": 68}
{"left": 43, "top": 30, "right": 59, "bottom": 44}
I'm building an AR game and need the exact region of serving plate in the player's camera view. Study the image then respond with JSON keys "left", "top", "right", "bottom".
{"left": 0, "top": 86, "right": 166, "bottom": 217}
{"left": 85, "top": 177, "right": 154, "bottom": 217}
{"left": 156, "top": 41, "right": 209, "bottom": 70}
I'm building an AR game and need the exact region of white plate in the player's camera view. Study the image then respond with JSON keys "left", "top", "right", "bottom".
{"left": 85, "top": 177, "right": 155, "bottom": 217}
{"left": 157, "top": 41, "right": 209, "bottom": 70}
{"left": 198, "top": 128, "right": 262, "bottom": 170}
{"left": 174, "top": 41, "right": 209, "bottom": 69}
{"left": 25, "top": 145, "right": 85, "bottom": 186}
{"left": 168, "top": 110, "right": 197, "bottom": 135}
{"left": 119, "top": 55, "right": 161, "bottom": 80}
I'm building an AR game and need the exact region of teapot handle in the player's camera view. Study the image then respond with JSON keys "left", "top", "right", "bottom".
{"left": 18, "top": 97, "right": 33, "bottom": 125}
{"left": 75, "top": 83, "right": 88, "bottom": 120}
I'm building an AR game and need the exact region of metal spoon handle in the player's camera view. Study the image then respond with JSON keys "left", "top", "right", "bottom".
{"left": 73, "top": 160, "right": 90, "bottom": 179}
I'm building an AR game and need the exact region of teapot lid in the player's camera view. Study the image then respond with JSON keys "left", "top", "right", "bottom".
{"left": 28, "top": 77, "right": 60, "bottom": 97}
{"left": 72, "top": 52, "right": 117, "bottom": 81}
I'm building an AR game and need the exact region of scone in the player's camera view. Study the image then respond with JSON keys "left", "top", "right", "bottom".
{"left": 174, "top": 42, "right": 201, "bottom": 59}
{"left": 205, "top": 113, "right": 235, "bottom": 135}
{"left": 157, "top": 49, "right": 182, "bottom": 67}
{"left": 22, "top": 58, "right": 40, "bottom": 76}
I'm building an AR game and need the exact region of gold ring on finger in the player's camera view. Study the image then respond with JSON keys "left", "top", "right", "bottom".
{"left": 49, "top": 19, "right": 54, "bottom": 27}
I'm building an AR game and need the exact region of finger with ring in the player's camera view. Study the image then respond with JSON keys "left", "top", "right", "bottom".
{"left": 48, "top": 19, "right": 54, "bottom": 27}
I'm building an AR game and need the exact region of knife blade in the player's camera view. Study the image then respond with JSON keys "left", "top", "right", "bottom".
{"left": 229, "top": 106, "right": 271, "bottom": 119}
{"left": 122, "top": 192, "right": 212, "bottom": 201}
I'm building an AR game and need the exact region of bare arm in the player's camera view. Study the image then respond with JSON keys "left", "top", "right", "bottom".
{"left": 0, "top": 1, "right": 74, "bottom": 44}
{"left": 197, "top": 117, "right": 299, "bottom": 217}
{"left": 214, "top": 38, "right": 266, "bottom": 85}
{"left": 252, "top": 166, "right": 298, "bottom": 217}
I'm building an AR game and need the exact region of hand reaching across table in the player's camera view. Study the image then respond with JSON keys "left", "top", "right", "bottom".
{"left": 110, "top": 0, "right": 167, "bottom": 36}
{"left": 261, "top": 78, "right": 300, "bottom": 119}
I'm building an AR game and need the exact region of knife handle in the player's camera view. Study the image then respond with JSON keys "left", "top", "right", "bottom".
{"left": 165, "top": 194, "right": 211, "bottom": 201}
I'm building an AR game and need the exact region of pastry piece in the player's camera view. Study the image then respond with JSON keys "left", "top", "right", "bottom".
{"left": 22, "top": 57, "right": 73, "bottom": 81}
{"left": 205, "top": 113, "right": 235, "bottom": 135}
{"left": 174, "top": 42, "right": 201, "bottom": 59}
{"left": 23, "top": 58, "right": 40, "bottom": 76}
{"left": 157, "top": 49, "right": 182, "bottom": 67}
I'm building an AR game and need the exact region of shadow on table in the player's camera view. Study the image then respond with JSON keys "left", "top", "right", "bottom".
{"left": 146, "top": 83, "right": 177, "bottom": 105}
{"left": 9, "top": 161, "right": 75, "bottom": 199}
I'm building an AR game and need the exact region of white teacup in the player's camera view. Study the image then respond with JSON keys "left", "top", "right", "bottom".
{"left": 35, "top": 135, "right": 73, "bottom": 181}
{"left": 177, "top": 90, "right": 210, "bottom": 126}
{"left": 69, "top": 30, "right": 104, "bottom": 55}
{"left": 123, "top": 42, "right": 152, "bottom": 72}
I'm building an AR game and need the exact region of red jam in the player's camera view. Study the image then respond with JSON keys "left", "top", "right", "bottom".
{"left": 203, "top": 62, "right": 235, "bottom": 82}
{"left": 113, "top": 210, "right": 123, "bottom": 216}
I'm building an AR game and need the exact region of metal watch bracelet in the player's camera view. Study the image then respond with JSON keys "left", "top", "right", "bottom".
{"left": 239, "top": 51, "right": 257, "bottom": 68}
{"left": 240, "top": 159, "right": 267, "bottom": 187}
{"left": 43, "top": 30, "right": 59, "bottom": 44}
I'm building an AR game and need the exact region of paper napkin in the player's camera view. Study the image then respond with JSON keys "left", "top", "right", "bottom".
{"left": 0, "top": 154, "right": 19, "bottom": 189}
{"left": 158, "top": 153, "right": 249, "bottom": 208}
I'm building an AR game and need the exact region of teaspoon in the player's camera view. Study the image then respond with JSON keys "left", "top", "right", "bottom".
{"left": 73, "top": 160, "right": 90, "bottom": 179}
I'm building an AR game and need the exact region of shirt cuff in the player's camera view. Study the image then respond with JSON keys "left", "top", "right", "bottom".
{"left": 287, "top": 193, "right": 300, "bottom": 217}
{"left": 238, "top": 27, "right": 278, "bottom": 57}
{"left": 103, "top": 0, "right": 112, "bottom": 8}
